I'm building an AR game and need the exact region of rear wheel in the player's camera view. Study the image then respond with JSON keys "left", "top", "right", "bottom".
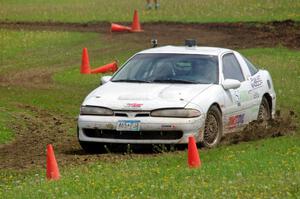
{"left": 201, "top": 106, "right": 223, "bottom": 148}
{"left": 257, "top": 96, "right": 271, "bottom": 121}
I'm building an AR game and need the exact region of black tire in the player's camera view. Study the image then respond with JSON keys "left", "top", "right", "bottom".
{"left": 257, "top": 96, "right": 271, "bottom": 121}
{"left": 201, "top": 105, "right": 223, "bottom": 148}
{"left": 77, "top": 127, "right": 106, "bottom": 153}
{"left": 79, "top": 140, "right": 106, "bottom": 154}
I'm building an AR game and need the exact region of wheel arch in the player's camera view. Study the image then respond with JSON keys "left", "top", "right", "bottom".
{"left": 263, "top": 93, "right": 272, "bottom": 113}
{"left": 207, "top": 102, "right": 223, "bottom": 128}
{"left": 209, "top": 102, "right": 222, "bottom": 116}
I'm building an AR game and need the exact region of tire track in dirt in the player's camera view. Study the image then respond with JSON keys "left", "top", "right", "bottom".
{"left": 1, "top": 20, "right": 299, "bottom": 88}
{"left": 1, "top": 20, "right": 300, "bottom": 49}
{"left": 0, "top": 104, "right": 133, "bottom": 170}
{"left": 0, "top": 68, "right": 54, "bottom": 89}
{"left": 221, "top": 111, "right": 298, "bottom": 145}
{"left": 0, "top": 104, "right": 297, "bottom": 170}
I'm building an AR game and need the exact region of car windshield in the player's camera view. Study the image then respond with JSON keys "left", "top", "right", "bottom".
{"left": 112, "top": 53, "right": 219, "bottom": 84}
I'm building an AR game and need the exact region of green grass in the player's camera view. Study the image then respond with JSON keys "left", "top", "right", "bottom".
{"left": 0, "top": 0, "right": 300, "bottom": 23}
{"left": 0, "top": 135, "right": 299, "bottom": 198}
{"left": 0, "top": 30, "right": 99, "bottom": 142}
{"left": 0, "top": 111, "right": 13, "bottom": 144}
{"left": 0, "top": 29, "right": 300, "bottom": 197}
{"left": 0, "top": 29, "right": 143, "bottom": 142}
{"left": 0, "top": 29, "right": 94, "bottom": 73}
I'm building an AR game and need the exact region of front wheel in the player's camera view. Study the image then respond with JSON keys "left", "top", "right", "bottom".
{"left": 79, "top": 141, "right": 106, "bottom": 154}
{"left": 77, "top": 127, "right": 106, "bottom": 153}
{"left": 201, "top": 106, "right": 223, "bottom": 148}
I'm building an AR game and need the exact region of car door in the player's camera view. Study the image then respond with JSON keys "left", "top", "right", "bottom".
{"left": 221, "top": 53, "right": 253, "bottom": 133}
{"left": 234, "top": 52, "right": 263, "bottom": 122}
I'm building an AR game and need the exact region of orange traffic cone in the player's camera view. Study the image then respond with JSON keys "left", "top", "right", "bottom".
{"left": 111, "top": 23, "right": 131, "bottom": 32}
{"left": 80, "top": 48, "right": 91, "bottom": 74}
{"left": 46, "top": 144, "right": 60, "bottom": 180}
{"left": 188, "top": 136, "right": 201, "bottom": 168}
{"left": 91, "top": 61, "right": 118, "bottom": 74}
{"left": 131, "top": 10, "right": 143, "bottom": 32}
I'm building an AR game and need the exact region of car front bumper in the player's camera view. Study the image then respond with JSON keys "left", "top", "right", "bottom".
{"left": 78, "top": 115, "right": 205, "bottom": 144}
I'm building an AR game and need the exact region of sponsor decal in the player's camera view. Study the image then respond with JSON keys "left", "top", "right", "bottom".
{"left": 228, "top": 114, "right": 245, "bottom": 129}
{"left": 125, "top": 103, "right": 143, "bottom": 108}
{"left": 250, "top": 75, "right": 263, "bottom": 89}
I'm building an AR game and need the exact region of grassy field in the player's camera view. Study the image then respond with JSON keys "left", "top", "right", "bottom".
{"left": 0, "top": 29, "right": 144, "bottom": 143}
{"left": 1, "top": 136, "right": 299, "bottom": 198}
{"left": 1, "top": 0, "right": 300, "bottom": 23}
{"left": 1, "top": 28, "right": 300, "bottom": 143}
{"left": 0, "top": 114, "right": 13, "bottom": 144}
{"left": 0, "top": 27, "right": 299, "bottom": 198}
{"left": 0, "top": 30, "right": 94, "bottom": 142}
{"left": 0, "top": 1, "right": 300, "bottom": 198}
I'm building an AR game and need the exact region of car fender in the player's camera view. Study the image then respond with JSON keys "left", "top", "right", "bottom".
{"left": 186, "top": 85, "right": 224, "bottom": 115}
{"left": 258, "top": 69, "right": 276, "bottom": 117}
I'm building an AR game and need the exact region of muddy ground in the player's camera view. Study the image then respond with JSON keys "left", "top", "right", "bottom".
{"left": 0, "top": 20, "right": 299, "bottom": 170}
{"left": 0, "top": 104, "right": 296, "bottom": 171}
{"left": 1, "top": 20, "right": 300, "bottom": 49}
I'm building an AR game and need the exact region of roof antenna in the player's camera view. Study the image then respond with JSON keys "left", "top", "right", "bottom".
{"left": 185, "top": 39, "right": 197, "bottom": 47}
{"left": 151, "top": 39, "right": 158, "bottom": 48}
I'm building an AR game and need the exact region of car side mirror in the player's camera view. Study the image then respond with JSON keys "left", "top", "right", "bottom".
{"left": 101, "top": 76, "right": 112, "bottom": 85}
{"left": 222, "top": 79, "right": 241, "bottom": 90}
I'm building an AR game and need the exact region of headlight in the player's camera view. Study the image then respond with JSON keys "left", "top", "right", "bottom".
{"left": 151, "top": 108, "right": 201, "bottom": 118}
{"left": 80, "top": 106, "right": 113, "bottom": 116}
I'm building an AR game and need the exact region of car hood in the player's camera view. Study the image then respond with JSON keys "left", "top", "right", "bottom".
{"left": 83, "top": 82, "right": 212, "bottom": 110}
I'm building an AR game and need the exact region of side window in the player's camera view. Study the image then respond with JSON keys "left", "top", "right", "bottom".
{"left": 242, "top": 56, "right": 258, "bottom": 76}
{"left": 222, "top": 53, "right": 245, "bottom": 82}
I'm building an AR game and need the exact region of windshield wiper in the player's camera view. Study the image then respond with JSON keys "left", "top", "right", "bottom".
{"left": 151, "top": 79, "right": 198, "bottom": 84}
{"left": 112, "top": 79, "right": 151, "bottom": 83}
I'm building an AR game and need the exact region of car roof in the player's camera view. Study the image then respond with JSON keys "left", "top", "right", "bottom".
{"left": 137, "top": 46, "right": 233, "bottom": 56}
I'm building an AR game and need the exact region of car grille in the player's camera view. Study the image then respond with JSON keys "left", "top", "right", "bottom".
{"left": 83, "top": 129, "right": 183, "bottom": 140}
{"left": 114, "top": 111, "right": 150, "bottom": 117}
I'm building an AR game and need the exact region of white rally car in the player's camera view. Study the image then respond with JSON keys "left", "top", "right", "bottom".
{"left": 78, "top": 40, "right": 276, "bottom": 152}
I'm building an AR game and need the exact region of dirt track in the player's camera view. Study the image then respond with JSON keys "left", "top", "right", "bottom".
{"left": 0, "top": 104, "right": 296, "bottom": 170}
{"left": 1, "top": 20, "right": 300, "bottom": 49}
{"left": 0, "top": 105, "right": 133, "bottom": 170}
{"left": 0, "top": 20, "right": 299, "bottom": 170}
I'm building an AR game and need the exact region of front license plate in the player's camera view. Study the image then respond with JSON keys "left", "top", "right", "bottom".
{"left": 116, "top": 120, "right": 140, "bottom": 131}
